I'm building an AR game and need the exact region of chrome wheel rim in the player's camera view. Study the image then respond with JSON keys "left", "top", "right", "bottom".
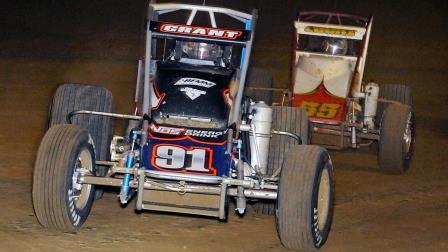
{"left": 71, "top": 148, "right": 93, "bottom": 210}
{"left": 317, "top": 168, "right": 331, "bottom": 231}
{"left": 403, "top": 112, "right": 413, "bottom": 155}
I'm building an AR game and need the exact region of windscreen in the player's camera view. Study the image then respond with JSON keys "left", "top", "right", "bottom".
{"left": 297, "top": 34, "right": 361, "bottom": 57}
{"left": 154, "top": 38, "right": 243, "bottom": 68}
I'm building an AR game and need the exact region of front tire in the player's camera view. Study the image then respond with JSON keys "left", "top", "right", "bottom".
{"left": 253, "top": 106, "right": 309, "bottom": 215}
{"left": 276, "top": 145, "right": 334, "bottom": 251}
{"left": 33, "top": 125, "right": 96, "bottom": 231}
{"left": 49, "top": 83, "right": 114, "bottom": 199}
{"left": 378, "top": 103, "right": 415, "bottom": 174}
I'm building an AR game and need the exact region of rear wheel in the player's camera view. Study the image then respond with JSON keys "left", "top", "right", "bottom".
{"left": 376, "top": 84, "right": 412, "bottom": 126}
{"left": 49, "top": 83, "right": 114, "bottom": 198}
{"left": 33, "top": 125, "right": 96, "bottom": 231}
{"left": 378, "top": 103, "right": 415, "bottom": 174}
{"left": 245, "top": 67, "right": 274, "bottom": 105}
{"left": 253, "top": 106, "right": 309, "bottom": 215}
{"left": 276, "top": 145, "right": 334, "bottom": 251}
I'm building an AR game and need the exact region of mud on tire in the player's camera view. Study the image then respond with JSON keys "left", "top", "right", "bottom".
{"left": 253, "top": 106, "right": 309, "bottom": 215}
{"left": 33, "top": 125, "right": 96, "bottom": 231}
{"left": 49, "top": 84, "right": 114, "bottom": 198}
{"left": 378, "top": 103, "right": 415, "bottom": 174}
{"left": 276, "top": 145, "right": 334, "bottom": 251}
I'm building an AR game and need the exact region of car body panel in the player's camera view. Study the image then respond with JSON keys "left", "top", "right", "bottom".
{"left": 291, "top": 11, "right": 372, "bottom": 124}
{"left": 142, "top": 133, "right": 231, "bottom": 176}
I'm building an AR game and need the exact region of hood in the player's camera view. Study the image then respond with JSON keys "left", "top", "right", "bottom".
{"left": 151, "top": 61, "right": 234, "bottom": 131}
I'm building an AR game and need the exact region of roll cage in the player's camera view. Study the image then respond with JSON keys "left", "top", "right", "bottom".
{"left": 136, "top": 3, "right": 257, "bottom": 146}
{"left": 293, "top": 11, "right": 373, "bottom": 98}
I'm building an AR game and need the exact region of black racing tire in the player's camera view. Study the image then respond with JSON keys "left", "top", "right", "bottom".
{"left": 276, "top": 145, "right": 334, "bottom": 251}
{"left": 376, "top": 84, "right": 412, "bottom": 126}
{"left": 245, "top": 67, "right": 274, "bottom": 105}
{"left": 253, "top": 106, "right": 309, "bottom": 215}
{"left": 49, "top": 83, "right": 114, "bottom": 199}
{"left": 33, "top": 125, "right": 96, "bottom": 232}
{"left": 378, "top": 103, "right": 415, "bottom": 174}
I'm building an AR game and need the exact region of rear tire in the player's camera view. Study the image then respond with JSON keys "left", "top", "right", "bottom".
{"left": 253, "top": 106, "right": 309, "bottom": 215}
{"left": 378, "top": 103, "right": 415, "bottom": 174}
{"left": 376, "top": 84, "right": 412, "bottom": 126}
{"left": 276, "top": 145, "right": 334, "bottom": 251}
{"left": 49, "top": 84, "right": 114, "bottom": 199}
{"left": 33, "top": 125, "right": 96, "bottom": 231}
{"left": 245, "top": 67, "right": 274, "bottom": 105}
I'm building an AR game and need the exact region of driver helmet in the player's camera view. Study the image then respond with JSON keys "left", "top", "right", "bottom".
{"left": 180, "top": 41, "right": 223, "bottom": 61}
{"left": 322, "top": 38, "right": 348, "bottom": 55}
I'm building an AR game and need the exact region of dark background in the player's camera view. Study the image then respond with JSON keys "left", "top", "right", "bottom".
{"left": 0, "top": 1, "right": 447, "bottom": 251}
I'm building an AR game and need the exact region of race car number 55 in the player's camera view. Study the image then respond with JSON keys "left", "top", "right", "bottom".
{"left": 152, "top": 145, "right": 212, "bottom": 173}
{"left": 300, "top": 101, "right": 341, "bottom": 119}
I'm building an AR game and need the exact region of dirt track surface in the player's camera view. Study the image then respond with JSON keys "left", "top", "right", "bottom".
{"left": 1, "top": 0, "right": 447, "bottom": 251}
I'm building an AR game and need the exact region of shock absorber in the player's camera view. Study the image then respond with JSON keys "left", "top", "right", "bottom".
{"left": 235, "top": 139, "right": 246, "bottom": 215}
{"left": 363, "top": 82, "right": 379, "bottom": 129}
{"left": 249, "top": 101, "right": 273, "bottom": 175}
{"left": 119, "top": 129, "right": 139, "bottom": 204}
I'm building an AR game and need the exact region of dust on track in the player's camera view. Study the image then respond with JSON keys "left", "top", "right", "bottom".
{"left": 0, "top": 0, "right": 447, "bottom": 251}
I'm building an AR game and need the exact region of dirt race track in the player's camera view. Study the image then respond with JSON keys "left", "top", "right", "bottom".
{"left": 0, "top": 0, "right": 447, "bottom": 251}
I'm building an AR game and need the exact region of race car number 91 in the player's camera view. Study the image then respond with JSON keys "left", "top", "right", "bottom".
{"left": 152, "top": 145, "right": 212, "bottom": 173}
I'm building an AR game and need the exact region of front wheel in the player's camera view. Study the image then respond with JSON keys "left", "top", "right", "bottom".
{"left": 49, "top": 83, "right": 114, "bottom": 200}
{"left": 32, "top": 125, "right": 96, "bottom": 231}
{"left": 276, "top": 145, "right": 334, "bottom": 251}
{"left": 253, "top": 106, "right": 309, "bottom": 215}
{"left": 378, "top": 103, "right": 415, "bottom": 174}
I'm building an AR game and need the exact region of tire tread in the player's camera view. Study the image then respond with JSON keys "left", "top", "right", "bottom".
{"left": 253, "top": 106, "right": 309, "bottom": 215}
{"left": 378, "top": 104, "right": 414, "bottom": 174}
{"left": 377, "top": 84, "right": 412, "bottom": 125}
{"left": 277, "top": 145, "right": 333, "bottom": 250}
{"left": 49, "top": 83, "right": 113, "bottom": 162}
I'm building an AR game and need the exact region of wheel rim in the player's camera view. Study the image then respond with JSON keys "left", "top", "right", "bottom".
{"left": 317, "top": 167, "right": 331, "bottom": 231}
{"left": 403, "top": 112, "right": 415, "bottom": 158}
{"left": 71, "top": 148, "right": 93, "bottom": 210}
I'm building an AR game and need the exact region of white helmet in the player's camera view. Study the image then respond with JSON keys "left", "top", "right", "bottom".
{"left": 180, "top": 41, "right": 223, "bottom": 61}
{"left": 322, "top": 38, "right": 348, "bottom": 55}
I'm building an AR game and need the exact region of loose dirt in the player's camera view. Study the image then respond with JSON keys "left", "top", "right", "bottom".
{"left": 0, "top": 0, "right": 447, "bottom": 251}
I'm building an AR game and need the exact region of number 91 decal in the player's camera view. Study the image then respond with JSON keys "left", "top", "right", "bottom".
{"left": 151, "top": 144, "right": 215, "bottom": 174}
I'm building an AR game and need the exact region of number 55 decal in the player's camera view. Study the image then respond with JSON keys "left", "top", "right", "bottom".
{"left": 151, "top": 144, "right": 214, "bottom": 174}
{"left": 300, "top": 101, "right": 341, "bottom": 119}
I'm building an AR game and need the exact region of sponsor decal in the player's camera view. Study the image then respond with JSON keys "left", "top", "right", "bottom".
{"left": 150, "top": 124, "right": 226, "bottom": 139}
{"left": 313, "top": 207, "right": 323, "bottom": 246}
{"left": 174, "top": 78, "right": 216, "bottom": 88}
{"left": 150, "top": 21, "right": 249, "bottom": 41}
{"left": 185, "top": 130, "right": 224, "bottom": 138}
{"left": 67, "top": 189, "right": 81, "bottom": 226}
{"left": 180, "top": 87, "right": 206, "bottom": 100}
{"left": 305, "top": 26, "right": 356, "bottom": 37}
{"left": 150, "top": 124, "right": 185, "bottom": 135}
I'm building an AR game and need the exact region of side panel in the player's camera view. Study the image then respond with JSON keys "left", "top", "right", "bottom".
{"left": 292, "top": 83, "right": 346, "bottom": 124}
{"left": 141, "top": 134, "right": 231, "bottom": 177}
